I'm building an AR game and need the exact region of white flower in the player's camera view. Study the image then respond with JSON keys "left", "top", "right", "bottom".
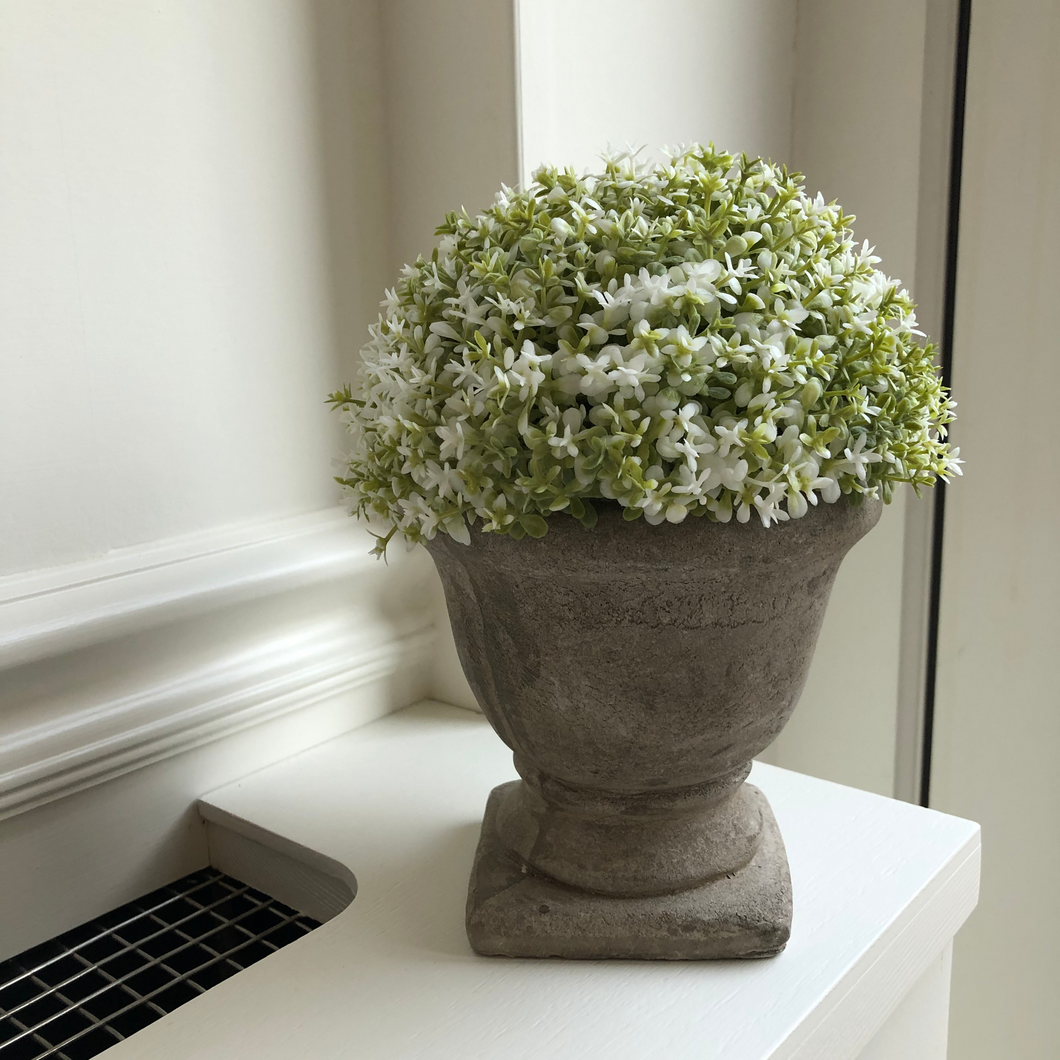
{"left": 661, "top": 326, "right": 709, "bottom": 366}
{"left": 811, "top": 473, "right": 842, "bottom": 504}
{"left": 577, "top": 349, "right": 618, "bottom": 396}
{"left": 682, "top": 258, "right": 724, "bottom": 289}
{"left": 636, "top": 268, "right": 673, "bottom": 306}
{"left": 714, "top": 456, "right": 750, "bottom": 491}
{"left": 714, "top": 419, "right": 747, "bottom": 457}
{"left": 593, "top": 281, "right": 634, "bottom": 312}
{"left": 398, "top": 493, "right": 438, "bottom": 536}
{"left": 415, "top": 460, "right": 458, "bottom": 499}
{"left": 753, "top": 481, "right": 790, "bottom": 527}
{"left": 833, "top": 434, "right": 884, "bottom": 481}
{"left": 608, "top": 351, "right": 662, "bottom": 401}
{"left": 772, "top": 298, "right": 809, "bottom": 330}
{"left": 335, "top": 145, "right": 958, "bottom": 550}
{"left": 505, "top": 339, "right": 552, "bottom": 400}
{"left": 446, "top": 278, "right": 490, "bottom": 329}
{"left": 436, "top": 421, "right": 469, "bottom": 461}
{"left": 547, "top": 408, "right": 584, "bottom": 458}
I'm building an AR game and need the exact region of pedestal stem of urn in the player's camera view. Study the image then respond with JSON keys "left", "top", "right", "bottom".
{"left": 493, "top": 760, "right": 762, "bottom": 898}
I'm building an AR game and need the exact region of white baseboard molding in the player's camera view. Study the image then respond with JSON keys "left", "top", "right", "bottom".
{"left": 0, "top": 508, "right": 378, "bottom": 670}
{"left": 0, "top": 625, "right": 434, "bottom": 821}
{"left": 0, "top": 507, "right": 438, "bottom": 822}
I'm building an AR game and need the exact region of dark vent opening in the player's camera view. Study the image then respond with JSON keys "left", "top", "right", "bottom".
{"left": 0, "top": 867, "right": 320, "bottom": 1059}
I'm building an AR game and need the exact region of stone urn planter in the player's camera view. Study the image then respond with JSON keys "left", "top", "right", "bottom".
{"left": 426, "top": 495, "right": 881, "bottom": 960}
{"left": 331, "top": 148, "right": 960, "bottom": 958}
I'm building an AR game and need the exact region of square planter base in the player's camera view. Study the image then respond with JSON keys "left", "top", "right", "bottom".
{"left": 466, "top": 780, "right": 792, "bottom": 960}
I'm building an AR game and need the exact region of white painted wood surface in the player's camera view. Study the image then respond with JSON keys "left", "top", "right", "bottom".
{"left": 0, "top": 507, "right": 436, "bottom": 821}
{"left": 857, "top": 945, "right": 952, "bottom": 1060}
{"left": 0, "top": 0, "right": 390, "bottom": 577}
{"left": 0, "top": 507, "right": 435, "bottom": 958}
{"left": 102, "top": 703, "right": 978, "bottom": 1060}
{"left": 0, "top": 508, "right": 374, "bottom": 669}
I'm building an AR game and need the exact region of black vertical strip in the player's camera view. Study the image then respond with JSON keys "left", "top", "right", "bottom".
{"left": 920, "top": 0, "right": 973, "bottom": 809}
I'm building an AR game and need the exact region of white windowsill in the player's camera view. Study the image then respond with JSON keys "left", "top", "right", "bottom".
{"left": 103, "top": 702, "right": 980, "bottom": 1060}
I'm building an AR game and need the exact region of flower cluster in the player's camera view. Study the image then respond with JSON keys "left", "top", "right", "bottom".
{"left": 331, "top": 146, "right": 960, "bottom": 552}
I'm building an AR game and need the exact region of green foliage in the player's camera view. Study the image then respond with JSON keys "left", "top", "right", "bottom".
{"left": 333, "top": 146, "right": 959, "bottom": 553}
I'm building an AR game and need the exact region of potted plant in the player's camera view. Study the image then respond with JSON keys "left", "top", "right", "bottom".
{"left": 330, "top": 146, "right": 960, "bottom": 960}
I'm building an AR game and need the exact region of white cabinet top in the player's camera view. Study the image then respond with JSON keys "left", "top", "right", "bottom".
{"left": 110, "top": 703, "right": 980, "bottom": 1060}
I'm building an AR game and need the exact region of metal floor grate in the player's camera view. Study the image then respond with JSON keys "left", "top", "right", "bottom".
{"left": 0, "top": 867, "right": 320, "bottom": 1059}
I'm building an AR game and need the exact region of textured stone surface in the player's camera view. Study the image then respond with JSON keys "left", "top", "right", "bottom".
{"left": 468, "top": 781, "right": 792, "bottom": 960}
{"left": 426, "top": 497, "right": 880, "bottom": 957}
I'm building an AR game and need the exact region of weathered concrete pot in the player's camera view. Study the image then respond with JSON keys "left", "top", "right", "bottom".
{"left": 426, "top": 496, "right": 881, "bottom": 959}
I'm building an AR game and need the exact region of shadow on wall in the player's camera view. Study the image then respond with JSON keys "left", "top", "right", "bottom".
{"left": 305, "top": 0, "right": 518, "bottom": 713}
{"left": 307, "top": 0, "right": 392, "bottom": 390}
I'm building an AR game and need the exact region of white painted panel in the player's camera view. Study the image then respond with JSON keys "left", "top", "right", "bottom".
{"left": 0, "top": 677, "right": 407, "bottom": 961}
{"left": 0, "top": 0, "right": 389, "bottom": 574}
{"left": 109, "top": 704, "right": 978, "bottom": 1060}
{"left": 0, "top": 507, "right": 436, "bottom": 955}
{"left": 931, "top": 2, "right": 1060, "bottom": 1057}
{"left": 857, "top": 945, "right": 951, "bottom": 1060}
{"left": 0, "top": 506, "right": 436, "bottom": 809}
{"left": 517, "top": 0, "right": 796, "bottom": 181}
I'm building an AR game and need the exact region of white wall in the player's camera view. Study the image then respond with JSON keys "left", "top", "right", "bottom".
{"left": 514, "top": 0, "right": 938, "bottom": 800}
{"left": 0, "top": 0, "right": 440, "bottom": 953}
{"left": 518, "top": 0, "right": 796, "bottom": 179}
{"left": 0, "top": 0, "right": 389, "bottom": 574}
{"left": 380, "top": 0, "right": 520, "bottom": 279}
{"left": 932, "top": 2, "right": 1060, "bottom": 1055}
{"left": 757, "top": 0, "right": 933, "bottom": 798}
{"left": 515, "top": 1, "right": 941, "bottom": 801}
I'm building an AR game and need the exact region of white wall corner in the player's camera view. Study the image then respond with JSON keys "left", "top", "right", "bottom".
{"left": 370, "top": 0, "right": 523, "bottom": 716}
{"left": 428, "top": 571, "right": 480, "bottom": 713}
{"left": 378, "top": 0, "right": 521, "bottom": 279}
{"left": 516, "top": 0, "right": 796, "bottom": 180}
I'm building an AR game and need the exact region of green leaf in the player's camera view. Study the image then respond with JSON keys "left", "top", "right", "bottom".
{"left": 578, "top": 499, "right": 598, "bottom": 529}
{"left": 333, "top": 145, "right": 957, "bottom": 552}
{"left": 520, "top": 514, "right": 549, "bottom": 538}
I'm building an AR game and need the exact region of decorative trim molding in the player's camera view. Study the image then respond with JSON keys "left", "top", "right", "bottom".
{"left": 0, "top": 508, "right": 438, "bottom": 821}
{"left": 0, "top": 625, "right": 434, "bottom": 821}
{"left": 0, "top": 508, "right": 376, "bottom": 670}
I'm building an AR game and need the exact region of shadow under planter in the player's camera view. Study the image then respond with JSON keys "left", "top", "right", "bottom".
{"left": 426, "top": 496, "right": 881, "bottom": 959}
